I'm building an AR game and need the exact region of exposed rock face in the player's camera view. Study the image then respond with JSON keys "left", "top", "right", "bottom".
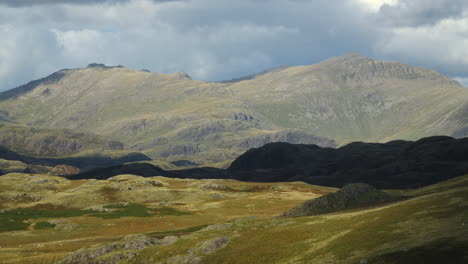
{"left": 0, "top": 124, "right": 124, "bottom": 157}
{"left": 282, "top": 183, "right": 398, "bottom": 217}
{"left": 48, "top": 165, "right": 80, "bottom": 176}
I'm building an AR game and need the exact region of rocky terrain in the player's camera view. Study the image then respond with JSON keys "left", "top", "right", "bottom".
{"left": 0, "top": 54, "right": 466, "bottom": 164}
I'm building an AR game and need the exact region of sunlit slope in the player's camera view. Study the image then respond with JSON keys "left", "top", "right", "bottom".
{"left": 1, "top": 174, "right": 465, "bottom": 264}
{"left": 228, "top": 53, "right": 468, "bottom": 143}
{"left": 0, "top": 173, "right": 335, "bottom": 264}
{"left": 0, "top": 54, "right": 466, "bottom": 163}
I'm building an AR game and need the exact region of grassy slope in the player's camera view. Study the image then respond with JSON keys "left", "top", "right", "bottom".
{"left": 0, "top": 173, "right": 332, "bottom": 263}
{"left": 0, "top": 55, "right": 465, "bottom": 164}
{"left": 138, "top": 175, "right": 468, "bottom": 264}
{"left": 0, "top": 174, "right": 467, "bottom": 263}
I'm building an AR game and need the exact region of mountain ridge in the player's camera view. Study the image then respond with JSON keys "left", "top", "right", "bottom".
{"left": 0, "top": 54, "right": 466, "bottom": 164}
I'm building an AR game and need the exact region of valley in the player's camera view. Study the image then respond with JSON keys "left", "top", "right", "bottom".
{"left": 0, "top": 54, "right": 467, "bottom": 263}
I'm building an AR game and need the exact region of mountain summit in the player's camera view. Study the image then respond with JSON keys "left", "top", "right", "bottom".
{"left": 0, "top": 54, "right": 466, "bottom": 164}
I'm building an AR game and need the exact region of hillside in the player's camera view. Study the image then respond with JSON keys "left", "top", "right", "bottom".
{"left": 0, "top": 54, "right": 466, "bottom": 164}
{"left": 0, "top": 124, "right": 124, "bottom": 157}
{"left": 0, "top": 173, "right": 466, "bottom": 263}
{"left": 0, "top": 145, "right": 151, "bottom": 173}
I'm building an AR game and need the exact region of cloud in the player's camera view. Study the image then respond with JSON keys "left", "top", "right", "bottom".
{"left": 378, "top": 0, "right": 468, "bottom": 26}
{"left": 0, "top": 0, "right": 181, "bottom": 7}
{"left": 0, "top": 0, "right": 467, "bottom": 92}
{"left": 377, "top": 17, "right": 468, "bottom": 78}
{"left": 454, "top": 77, "right": 468, "bottom": 87}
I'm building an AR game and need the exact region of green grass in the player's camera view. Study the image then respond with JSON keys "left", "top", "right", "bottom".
{"left": 92, "top": 204, "right": 191, "bottom": 219}
{"left": 0, "top": 207, "right": 93, "bottom": 232}
{"left": 0, "top": 217, "right": 29, "bottom": 232}
{"left": 0, "top": 203, "right": 192, "bottom": 232}
{"left": 34, "top": 221, "right": 56, "bottom": 230}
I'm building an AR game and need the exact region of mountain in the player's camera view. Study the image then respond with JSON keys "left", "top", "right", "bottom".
{"left": 0, "top": 54, "right": 466, "bottom": 164}
{"left": 70, "top": 136, "right": 468, "bottom": 189}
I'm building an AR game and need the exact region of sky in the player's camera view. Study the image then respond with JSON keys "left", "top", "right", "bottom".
{"left": 0, "top": 0, "right": 467, "bottom": 91}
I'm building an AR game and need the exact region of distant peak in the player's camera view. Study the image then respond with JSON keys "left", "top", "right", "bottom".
{"left": 86, "top": 63, "right": 124, "bottom": 69}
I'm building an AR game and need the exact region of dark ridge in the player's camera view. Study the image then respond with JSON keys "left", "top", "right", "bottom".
{"left": 0, "top": 146, "right": 151, "bottom": 174}
{"left": 0, "top": 70, "right": 67, "bottom": 101}
{"left": 65, "top": 136, "right": 468, "bottom": 190}
{"left": 227, "top": 136, "right": 468, "bottom": 189}
{"left": 69, "top": 163, "right": 226, "bottom": 180}
{"left": 70, "top": 163, "right": 167, "bottom": 180}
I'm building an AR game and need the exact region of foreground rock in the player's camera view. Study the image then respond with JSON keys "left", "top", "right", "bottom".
{"left": 282, "top": 183, "right": 399, "bottom": 217}
{"left": 59, "top": 234, "right": 169, "bottom": 264}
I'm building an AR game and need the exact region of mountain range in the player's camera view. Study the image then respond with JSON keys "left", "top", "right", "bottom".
{"left": 0, "top": 54, "right": 466, "bottom": 166}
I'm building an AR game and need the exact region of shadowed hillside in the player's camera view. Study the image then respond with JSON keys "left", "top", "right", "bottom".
{"left": 0, "top": 146, "right": 151, "bottom": 174}
{"left": 70, "top": 136, "right": 468, "bottom": 189}
{"left": 228, "top": 136, "right": 468, "bottom": 188}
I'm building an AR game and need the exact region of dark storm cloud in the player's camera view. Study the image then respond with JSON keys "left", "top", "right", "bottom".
{"left": 378, "top": 0, "right": 468, "bottom": 26}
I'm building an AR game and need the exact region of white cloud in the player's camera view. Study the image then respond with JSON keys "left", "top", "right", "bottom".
{"left": 0, "top": 0, "right": 467, "bottom": 91}
{"left": 355, "top": 0, "right": 398, "bottom": 12}
{"left": 377, "top": 17, "right": 468, "bottom": 77}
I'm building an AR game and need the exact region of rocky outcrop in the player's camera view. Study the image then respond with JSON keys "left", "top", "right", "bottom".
{"left": 59, "top": 234, "right": 161, "bottom": 264}
{"left": 48, "top": 165, "right": 80, "bottom": 176}
{"left": 282, "top": 183, "right": 398, "bottom": 217}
